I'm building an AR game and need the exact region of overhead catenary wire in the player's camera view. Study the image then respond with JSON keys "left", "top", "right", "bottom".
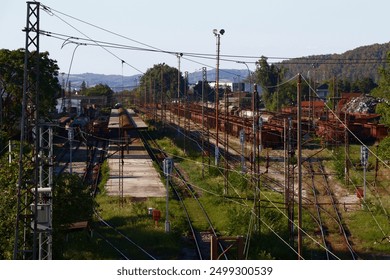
{"left": 40, "top": 5, "right": 144, "bottom": 74}
{"left": 138, "top": 112, "right": 343, "bottom": 259}
{"left": 39, "top": 28, "right": 387, "bottom": 72}
{"left": 38, "top": 1, "right": 390, "bottom": 258}
{"left": 39, "top": 2, "right": 387, "bottom": 84}
{"left": 301, "top": 75, "right": 390, "bottom": 171}
{"left": 67, "top": 106, "right": 349, "bottom": 259}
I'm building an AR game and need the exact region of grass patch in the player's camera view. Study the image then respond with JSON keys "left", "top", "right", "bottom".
{"left": 345, "top": 208, "right": 390, "bottom": 257}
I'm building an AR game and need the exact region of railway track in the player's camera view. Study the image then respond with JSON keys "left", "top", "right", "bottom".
{"left": 52, "top": 119, "right": 167, "bottom": 260}
{"left": 94, "top": 211, "right": 157, "bottom": 260}
{"left": 139, "top": 129, "right": 229, "bottom": 260}
{"left": 304, "top": 159, "right": 359, "bottom": 259}
{"left": 66, "top": 135, "right": 158, "bottom": 260}
{"left": 136, "top": 104, "right": 365, "bottom": 259}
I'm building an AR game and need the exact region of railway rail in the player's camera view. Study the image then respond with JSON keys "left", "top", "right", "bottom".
{"left": 139, "top": 129, "right": 229, "bottom": 260}
{"left": 94, "top": 211, "right": 157, "bottom": 260}
{"left": 304, "top": 159, "right": 359, "bottom": 259}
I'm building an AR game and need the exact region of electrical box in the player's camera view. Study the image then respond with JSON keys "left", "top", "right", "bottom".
{"left": 31, "top": 203, "right": 51, "bottom": 231}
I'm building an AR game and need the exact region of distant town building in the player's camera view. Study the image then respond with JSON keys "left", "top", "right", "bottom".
{"left": 205, "top": 81, "right": 259, "bottom": 94}
{"left": 56, "top": 95, "right": 108, "bottom": 115}
{"left": 316, "top": 84, "right": 329, "bottom": 100}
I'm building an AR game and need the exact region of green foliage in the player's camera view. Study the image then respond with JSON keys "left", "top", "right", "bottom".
{"left": 371, "top": 51, "right": 390, "bottom": 127}
{"left": 332, "top": 148, "right": 345, "bottom": 180}
{"left": 253, "top": 56, "right": 280, "bottom": 110}
{"left": 226, "top": 205, "right": 251, "bottom": 235}
{"left": 372, "top": 52, "right": 390, "bottom": 98}
{"left": 378, "top": 136, "right": 390, "bottom": 161}
{"left": 52, "top": 173, "right": 96, "bottom": 258}
{"left": 193, "top": 81, "right": 213, "bottom": 102}
{"left": 138, "top": 63, "right": 185, "bottom": 102}
{"left": 84, "top": 83, "right": 114, "bottom": 106}
{"left": 85, "top": 83, "right": 113, "bottom": 96}
{"left": 98, "top": 160, "right": 110, "bottom": 194}
{"left": 0, "top": 49, "right": 60, "bottom": 137}
{"left": 0, "top": 157, "right": 19, "bottom": 259}
{"left": 253, "top": 56, "right": 297, "bottom": 111}
{"left": 376, "top": 103, "right": 390, "bottom": 128}
{"left": 281, "top": 42, "right": 390, "bottom": 82}
{"left": 351, "top": 77, "right": 378, "bottom": 93}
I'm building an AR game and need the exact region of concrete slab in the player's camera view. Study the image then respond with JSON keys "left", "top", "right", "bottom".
{"left": 127, "top": 109, "right": 148, "bottom": 129}
{"left": 105, "top": 137, "right": 166, "bottom": 198}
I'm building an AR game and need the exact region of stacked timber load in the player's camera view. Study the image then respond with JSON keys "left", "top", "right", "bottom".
{"left": 118, "top": 107, "right": 135, "bottom": 129}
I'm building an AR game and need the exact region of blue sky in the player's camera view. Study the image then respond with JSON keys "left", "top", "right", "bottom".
{"left": 2, "top": 0, "right": 390, "bottom": 76}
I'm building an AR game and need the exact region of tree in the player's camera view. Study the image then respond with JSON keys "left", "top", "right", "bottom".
{"left": 351, "top": 77, "right": 378, "bottom": 93}
{"left": 0, "top": 146, "right": 95, "bottom": 259}
{"left": 254, "top": 56, "right": 285, "bottom": 110}
{"left": 79, "top": 81, "right": 87, "bottom": 95}
{"left": 371, "top": 51, "right": 390, "bottom": 161}
{"left": 52, "top": 173, "right": 96, "bottom": 258}
{"left": 0, "top": 151, "right": 19, "bottom": 259}
{"left": 138, "top": 63, "right": 185, "bottom": 104}
{"left": 85, "top": 83, "right": 114, "bottom": 106}
{"left": 85, "top": 83, "right": 113, "bottom": 96}
{"left": 193, "top": 81, "right": 213, "bottom": 102}
{"left": 371, "top": 52, "right": 390, "bottom": 127}
{"left": 0, "top": 49, "right": 61, "bottom": 139}
{"left": 253, "top": 56, "right": 294, "bottom": 111}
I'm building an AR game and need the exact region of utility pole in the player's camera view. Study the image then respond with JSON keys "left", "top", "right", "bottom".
{"left": 213, "top": 28, "right": 225, "bottom": 165}
{"left": 224, "top": 88, "right": 229, "bottom": 195}
{"left": 14, "top": 2, "right": 53, "bottom": 260}
{"left": 361, "top": 145, "right": 369, "bottom": 200}
{"left": 252, "top": 84, "right": 261, "bottom": 232}
{"left": 252, "top": 84, "right": 258, "bottom": 188}
{"left": 68, "top": 126, "right": 74, "bottom": 174}
{"left": 176, "top": 53, "right": 183, "bottom": 134}
{"left": 257, "top": 115, "right": 263, "bottom": 234}
{"left": 284, "top": 118, "right": 288, "bottom": 225}
{"left": 38, "top": 124, "right": 54, "bottom": 260}
{"left": 286, "top": 116, "right": 294, "bottom": 245}
{"left": 344, "top": 110, "right": 349, "bottom": 186}
{"left": 160, "top": 63, "right": 165, "bottom": 126}
{"left": 183, "top": 71, "right": 189, "bottom": 155}
{"left": 201, "top": 67, "right": 207, "bottom": 178}
{"left": 240, "top": 129, "right": 246, "bottom": 173}
{"left": 297, "top": 74, "right": 303, "bottom": 260}
{"left": 163, "top": 158, "right": 173, "bottom": 233}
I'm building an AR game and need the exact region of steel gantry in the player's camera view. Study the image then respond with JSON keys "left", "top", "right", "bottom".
{"left": 14, "top": 1, "right": 53, "bottom": 260}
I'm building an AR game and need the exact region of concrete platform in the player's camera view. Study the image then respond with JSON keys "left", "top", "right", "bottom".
{"left": 105, "top": 136, "right": 166, "bottom": 198}
{"left": 127, "top": 109, "right": 148, "bottom": 129}
{"left": 108, "top": 108, "right": 148, "bottom": 130}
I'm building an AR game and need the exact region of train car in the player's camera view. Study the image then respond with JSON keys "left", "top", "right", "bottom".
{"left": 70, "top": 116, "right": 90, "bottom": 128}
{"left": 91, "top": 115, "right": 109, "bottom": 137}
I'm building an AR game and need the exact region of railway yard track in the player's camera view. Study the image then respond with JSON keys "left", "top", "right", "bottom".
{"left": 139, "top": 129, "right": 229, "bottom": 260}
{"left": 139, "top": 104, "right": 368, "bottom": 258}
{"left": 304, "top": 159, "right": 359, "bottom": 259}
{"left": 50, "top": 101, "right": 387, "bottom": 260}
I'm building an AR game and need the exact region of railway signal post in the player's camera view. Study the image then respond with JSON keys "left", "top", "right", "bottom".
{"left": 163, "top": 157, "right": 173, "bottom": 233}
{"left": 361, "top": 145, "right": 369, "bottom": 200}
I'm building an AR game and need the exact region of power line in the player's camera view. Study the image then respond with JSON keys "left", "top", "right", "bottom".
{"left": 40, "top": 28, "right": 388, "bottom": 67}
{"left": 39, "top": 2, "right": 387, "bottom": 81}
{"left": 40, "top": 5, "right": 144, "bottom": 74}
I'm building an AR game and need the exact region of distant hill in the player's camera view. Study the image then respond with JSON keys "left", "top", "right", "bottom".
{"left": 68, "top": 42, "right": 390, "bottom": 91}
{"left": 68, "top": 69, "right": 250, "bottom": 92}
{"left": 67, "top": 73, "right": 142, "bottom": 92}
{"left": 279, "top": 42, "right": 390, "bottom": 82}
{"left": 188, "top": 69, "right": 249, "bottom": 84}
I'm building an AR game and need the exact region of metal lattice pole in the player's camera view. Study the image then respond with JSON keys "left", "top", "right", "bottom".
{"left": 38, "top": 125, "right": 54, "bottom": 260}
{"left": 14, "top": 1, "right": 41, "bottom": 260}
